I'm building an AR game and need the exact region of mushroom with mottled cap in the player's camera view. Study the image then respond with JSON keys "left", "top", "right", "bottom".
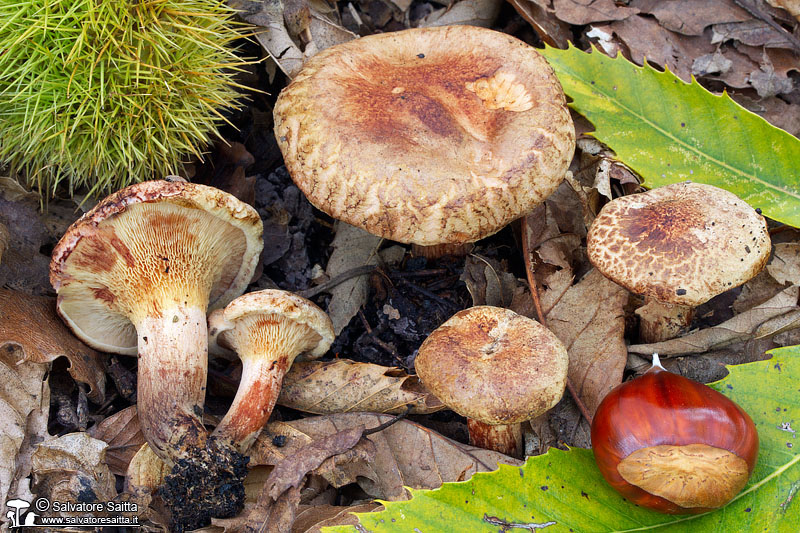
{"left": 208, "top": 289, "right": 334, "bottom": 452}
{"left": 273, "top": 25, "right": 575, "bottom": 255}
{"left": 414, "top": 306, "right": 568, "bottom": 458}
{"left": 587, "top": 182, "right": 770, "bottom": 343}
{"left": 49, "top": 180, "right": 263, "bottom": 464}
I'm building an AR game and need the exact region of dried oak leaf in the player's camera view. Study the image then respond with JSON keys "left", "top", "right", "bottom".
{"left": 0, "top": 189, "right": 51, "bottom": 295}
{"left": 547, "top": 268, "right": 628, "bottom": 414}
{"left": 0, "top": 289, "right": 105, "bottom": 402}
{"left": 552, "top": 0, "right": 637, "bottom": 25}
{"left": 508, "top": 0, "right": 572, "bottom": 48}
{"left": 251, "top": 413, "right": 521, "bottom": 501}
{"left": 632, "top": 0, "right": 750, "bottom": 35}
{"left": 0, "top": 344, "right": 49, "bottom": 520}
{"left": 88, "top": 406, "right": 145, "bottom": 476}
{"left": 278, "top": 359, "right": 443, "bottom": 415}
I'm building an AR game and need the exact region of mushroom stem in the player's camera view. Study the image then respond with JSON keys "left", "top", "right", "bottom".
{"left": 136, "top": 305, "right": 208, "bottom": 465}
{"left": 636, "top": 298, "right": 694, "bottom": 344}
{"left": 467, "top": 419, "right": 524, "bottom": 458}
{"left": 211, "top": 351, "right": 289, "bottom": 452}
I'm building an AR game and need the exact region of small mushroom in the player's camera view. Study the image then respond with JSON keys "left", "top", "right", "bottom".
{"left": 414, "top": 306, "right": 568, "bottom": 458}
{"left": 587, "top": 182, "right": 771, "bottom": 343}
{"left": 50, "top": 180, "right": 263, "bottom": 464}
{"left": 274, "top": 26, "right": 575, "bottom": 257}
{"left": 208, "top": 290, "right": 334, "bottom": 452}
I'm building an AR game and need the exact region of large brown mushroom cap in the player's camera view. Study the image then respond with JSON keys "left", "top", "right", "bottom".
{"left": 587, "top": 182, "right": 771, "bottom": 306}
{"left": 50, "top": 180, "right": 263, "bottom": 354}
{"left": 415, "top": 306, "right": 568, "bottom": 425}
{"left": 274, "top": 26, "right": 575, "bottom": 246}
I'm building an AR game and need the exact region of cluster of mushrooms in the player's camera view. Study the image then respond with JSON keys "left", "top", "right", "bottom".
{"left": 48, "top": 25, "right": 770, "bottom": 527}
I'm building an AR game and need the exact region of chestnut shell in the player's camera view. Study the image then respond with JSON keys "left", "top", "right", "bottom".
{"left": 591, "top": 365, "right": 758, "bottom": 514}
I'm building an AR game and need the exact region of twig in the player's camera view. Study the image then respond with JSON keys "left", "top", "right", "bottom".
{"left": 298, "top": 264, "right": 377, "bottom": 299}
{"left": 362, "top": 406, "right": 413, "bottom": 436}
{"left": 521, "top": 215, "right": 593, "bottom": 426}
{"left": 483, "top": 514, "right": 556, "bottom": 531}
{"left": 358, "top": 309, "right": 402, "bottom": 362}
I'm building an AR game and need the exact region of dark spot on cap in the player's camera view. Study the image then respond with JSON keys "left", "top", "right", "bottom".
{"left": 417, "top": 53, "right": 425, "bottom": 58}
{"left": 755, "top": 208, "right": 762, "bottom": 214}
{"left": 676, "top": 288, "right": 687, "bottom": 295}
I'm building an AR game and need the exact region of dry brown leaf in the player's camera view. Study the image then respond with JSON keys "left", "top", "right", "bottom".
{"left": 547, "top": 269, "right": 628, "bottom": 414}
{"left": 0, "top": 289, "right": 105, "bottom": 402}
{"left": 734, "top": 242, "right": 800, "bottom": 312}
{"left": 278, "top": 359, "right": 443, "bottom": 415}
{"left": 552, "top": 0, "right": 637, "bottom": 24}
{"left": 0, "top": 221, "right": 8, "bottom": 265}
{"left": 712, "top": 19, "right": 797, "bottom": 48}
{"left": 293, "top": 503, "right": 382, "bottom": 533}
{"left": 629, "top": 285, "right": 800, "bottom": 356}
{"left": 88, "top": 406, "right": 145, "bottom": 476}
{"left": 230, "top": 0, "right": 356, "bottom": 78}
{"left": 0, "top": 344, "right": 49, "bottom": 521}
{"left": 460, "top": 254, "right": 520, "bottom": 308}
{"left": 0, "top": 189, "right": 52, "bottom": 295}
{"left": 251, "top": 413, "right": 521, "bottom": 501}
{"left": 508, "top": 0, "right": 572, "bottom": 48}
{"left": 419, "top": 0, "right": 503, "bottom": 28}
{"left": 31, "top": 433, "right": 117, "bottom": 516}
{"left": 632, "top": 0, "right": 750, "bottom": 35}
{"left": 766, "top": 243, "right": 800, "bottom": 285}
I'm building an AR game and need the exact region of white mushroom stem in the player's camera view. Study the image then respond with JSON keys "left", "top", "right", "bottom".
{"left": 211, "top": 349, "right": 290, "bottom": 452}
{"left": 136, "top": 306, "right": 209, "bottom": 465}
{"left": 636, "top": 298, "right": 694, "bottom": 344}
{"left": 467, "top": 419, "right": 524, "bottom": 459}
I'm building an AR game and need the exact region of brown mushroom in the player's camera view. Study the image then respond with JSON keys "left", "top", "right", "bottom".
{"left": 50, "top": 180, "right": 263, "bottom": 464}
{"left": 587, "top": 182, "right": 771, "bottom": 343}
{"left": 273, "top": 26, "right": 575, "bottom": 257}
{"left": 208, "top": 289, "right": 334, "bottom": 452}
{"left": 414, "top": 306, "right": 568, "bottom": 458}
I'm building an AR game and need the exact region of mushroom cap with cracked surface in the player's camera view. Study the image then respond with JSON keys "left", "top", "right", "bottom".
{"left": 273, "top": 25, "right": 575, "bottom": 246}
{"left": 414, "top": 306, "right": 568, "bottom": 425}
{"left": 50, "top": 180, "right": 263, "bottom": 355}
{"left": 587, "top": 182, "right": 770, "bottom": 307}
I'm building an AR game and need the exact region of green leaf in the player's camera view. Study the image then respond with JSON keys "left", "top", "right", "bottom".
{"left": 324, "top": 347, "right": 800, "bottom": 532}
{"left": 538, "top": 45, "right": 800, "bottom": 229}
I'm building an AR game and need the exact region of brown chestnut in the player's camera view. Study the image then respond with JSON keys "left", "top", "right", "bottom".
{"left": 591, "top": 355, "right": 758, "bottom": 514}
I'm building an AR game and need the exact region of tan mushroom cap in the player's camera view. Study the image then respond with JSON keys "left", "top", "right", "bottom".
{"left": 274, "top": 25, "right": 575, "bottom": 246}
{"left": 414, "top": 306, "right": 568, "bottom": 425}
{"left": 50, "top": 180, "right": 263, "bottom": 354}
{"left": 208, "top": 289, "right": 335, "bottom": 360}
{"left": 587, "top": 182, "right": 771, "bottom": 307}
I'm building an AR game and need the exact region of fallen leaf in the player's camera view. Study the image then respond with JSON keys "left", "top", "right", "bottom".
{"left": 0, "top": 289, "right": 105, "bottom": 402}
{"left": 278, "top": 359, "right": 443, "bottom": 415}
{"left": 0, "top": 221, "right": 8, "bottom": 264}
{"left": 507, "top": 0, "right": 572, "bottom": 48}
{"left": 251, "top": 414, "right": 521, "bottom": 501}
{"left": 552, "top": 0, "right": 637, "bottom": 25}
{"left": 0, "top": 344, "right": 49, "bottom": 518}
{"left": 546, "top": 269, "right": 628, "bottom": 414}
{"left": 460, "top": 255, "right": 519, "bottom": 308}
{"left": 767, "top": 0, "right": 800, "bottom": 19}
{"left": 628, "top": 285, "right": 799, "bottom": 356}
{"left": 326, "top": 223, "right": 406, "bottom": 334}
{"left": 294, "top": 503, "right": 382, "bottom": 533}
{"left": 711, "top": 19, "right": 797, "bottom": 48}
{"left": 766, "top": 242, "right": 800, "bottom": 285}
{"left": 0, "top": 190, "right": 51, "bottom": 295}
{"left": 632, "top": 0, "right": 750, "bottom": 35}
{"left": 419, "top": 0, "right": 503, "bottom": 28}
{"left": 88, "top": 406, "right": 145, "bottom": 476}
{"left": 31, "top": 433, "right": 117, "bottom": 516}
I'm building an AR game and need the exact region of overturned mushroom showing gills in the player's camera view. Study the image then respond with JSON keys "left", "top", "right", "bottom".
{"left": 414, "top": 306, "right": 568, "bottom": 458}
{"left": 587, "top": 182, "right": 770, "bottom": 343}
{"left": 209, "top": 289, "right": 334, "bottom": 452}
{"left": 273, "top": 26, "right": 575, "bottom": 253}
{"left": 50, "top": 180, "right": 263, "bottom": 464}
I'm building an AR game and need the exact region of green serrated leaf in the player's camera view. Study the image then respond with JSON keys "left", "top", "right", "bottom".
{"left": 538, "top": 44, "right": 800, "bottom": 228}
{"left": 325, "top": 347, "right": 800, "bottom": 533}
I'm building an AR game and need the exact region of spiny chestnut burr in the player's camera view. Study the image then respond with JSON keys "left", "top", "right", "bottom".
{"left": 591, "top": 355, "right": 758, "bottom": 514}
